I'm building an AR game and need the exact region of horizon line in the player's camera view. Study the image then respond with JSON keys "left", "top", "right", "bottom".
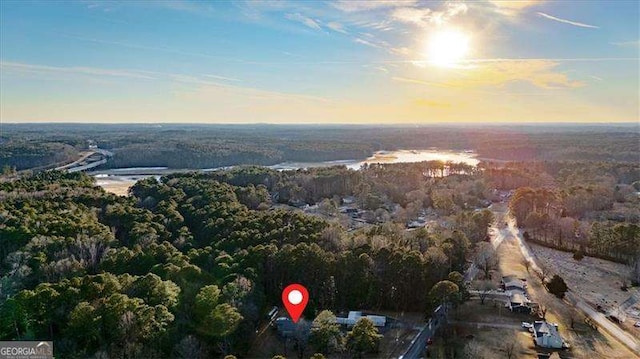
{"left": 2, "top": 121, "right": 639, "bottom": 127}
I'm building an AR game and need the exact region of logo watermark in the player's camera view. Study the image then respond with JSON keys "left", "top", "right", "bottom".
{"left": 0, "top": 341, "right": 53, "bottom": 359}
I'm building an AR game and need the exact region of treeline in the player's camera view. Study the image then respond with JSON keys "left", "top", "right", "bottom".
{"left": 0, "top": 141, "right": 78, "bottom": 171}
{"left": 2, "top": 124, "right": 638, "bottom": 170}
{"left": 107, "top": 141, "right": 371, "bottom": 169}
{"left": 0, "top": 171, "right": 486, "bottom": 358}
{"left": 507, "top": 161, "right": 640, "bottom": 268}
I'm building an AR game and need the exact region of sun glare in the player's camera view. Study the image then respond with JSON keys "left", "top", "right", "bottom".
{"left": 427, "top": 29, "right": 470, "bottom": 67}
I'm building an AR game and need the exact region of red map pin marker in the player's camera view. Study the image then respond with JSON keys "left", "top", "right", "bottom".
{"left": 282, "top": 283, "right": 308, "bottom": 323}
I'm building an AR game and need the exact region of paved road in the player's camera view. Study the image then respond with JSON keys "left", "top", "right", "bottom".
{"left": 54, "top": 148, "right": 113, "bottom": 172}
{"left": 54, "top": 150, "right": 95, "bottom": 170}
{"left": 399, "top": 308, "right": 446, "bottom": 359}
{"left": 450, "top": 320, "right": 521, "bottom": 330}
{"left": 566, "top": 292, "right": 640, "bottom": 354}
{"left": 399, "top": 323, "right": 430, "bottom": 359}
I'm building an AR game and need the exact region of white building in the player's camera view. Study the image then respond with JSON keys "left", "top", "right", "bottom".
{"left": 335, "top": 311, "right": 386, "bottom": 327}
{"left": 532, "top": 321, "right": 565, "bottom": 349}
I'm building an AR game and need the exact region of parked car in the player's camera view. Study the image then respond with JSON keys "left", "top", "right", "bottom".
{"left": 607, "top": 315, "right": 621, "bottom": 324}
{"left": 634, "top": 321, "right": 640, "bottom": 328}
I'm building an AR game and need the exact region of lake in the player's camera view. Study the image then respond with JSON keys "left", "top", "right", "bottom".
{"left": 91, "top": 149, "right": 479, "bottom": 195}
{"left": 267, "top": 149, "right": 479, "bottom": 170}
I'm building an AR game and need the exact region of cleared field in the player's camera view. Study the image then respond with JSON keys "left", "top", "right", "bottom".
{"left": 95, "top": 178, "right": 135, "bottom": 196}
{"left": 529, "top": 242, "right": 640, "bottom": 328}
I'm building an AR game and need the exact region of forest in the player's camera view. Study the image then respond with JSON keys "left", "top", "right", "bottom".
{"left": 2, "top": 123, "right": 638, "bottom": 170}
{"left": 1, "top": 127, "right": 639, "bottom": 357}
{"left": 0, "top": 169, "right": 489, "bottom": 358}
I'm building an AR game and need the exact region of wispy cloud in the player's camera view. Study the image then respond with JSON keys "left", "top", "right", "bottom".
{"left": 332, "top": 0, "right": 418, "bottom": 13}
{"left": 0, "top": 61, "right": 330, "bottom": 109}
{"left": 610, "top": 40, "right": 640, "bottom": 47}
{"left": 414, "top": 99, "right": 453, "bottom": 108}
{"left": 285, "top": 13, "right": 322, "bottom": 30}
{"left": 326, "top": 21, "right": 348, "bottom": 34}
{"left": 489, "top": 0, "right": 544, "bottom": 16}
{"left": 537, "top": 12, "right": 599, "bottom": 29}
{"left": 62, "top": 34, "right": 242, "bottom": 62}
{"left": 352, "top": 20, "right": 395, "bottom": 31}
{"left": 459, "top": 57, "right": 637, "bottom": 63}
{"left": 0, "top": 61, "right": 156, "bottom": 80}
{"left": 1, "top": 61, "right": 247, "bottom": 88}
{"left": 203, "top": 74, "right": 242, "bottom": 82}
{"left": 398, "top": 60, "right": 584, "bottom": 89}
{"left": 354, "top": 38, "right": 383, "bottom": 49}
{"left": 392, "top": 2, "right": 467, "bottom": 27}
{"left": 393, "top": 76, "right": 459, "bottom": 88}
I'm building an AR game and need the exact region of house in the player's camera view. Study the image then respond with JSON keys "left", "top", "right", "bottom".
{"left": 407, "top": 219, "right": 426, "bottom": 229}
{"left": 501, "top": 276, "right": 527, "bottom": 293}
{"left": 532, "top": 321, "right": 565, "bottom": 349}
{"left": 335, "top": 311, "right": 386, "bottom": 327}
{"left": 340, "top": 207, "right": 359, "bottom": 218}
{"left": 342, "top": 196, "right": 356, "bottom": 205}
{"left": 274, "top": 317, "right": 296, "bottom": 337}
{"left": 508, "top": 292, "right": 532, "bottom": 314}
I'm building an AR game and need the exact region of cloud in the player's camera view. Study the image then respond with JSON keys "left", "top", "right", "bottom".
{"left": 488, "top": 0, "right": 544, "bottom": 16}
{"left": 326, "top": 21, "right": 348, "bottom": 34}
{"left": 610, "top": 40, "right": 640, "bottom": 47}
{"left": 203, "top": 74, "right": 242, "bottom": 82}
{"left": 414, "top": 99, "right": 453, "bottom": 108}
{"left": 399, "top": 60, "right": 584, "bottom": 89}
{"left": 537, "top": 12, "right": 599, "bottom": 29}
{"left": 390, "top": 47, "right": 411, "bottom": 56}
{"left": 452, "top": 60, "right": 585, "bottom": 89}
{"left": 393, "top": 76, "right": 460, "bottom": 88}
{"left": 63, "top": 34, "right": 242, "bottom": 63}
{"left": 178, "top": 81, "right": 330, "bottom": 104}
{"left": 354, "top": 38, "right": 383, "bottom": 49}
{"left": 391, "top": 2, "right": 468, "bottom": 27}
{"left": 352, "top": 20, "right": 395, "bottom": 31}
{"left": 391, "top": 7, "right": 432, "bottom": 27}
{"left": 0, "top": 61, "right": 156, "bottom": 80}
{"left": 332, "top": 0, "right": 418, "bottom": 12}
{"left": 285, "top": 13, "right": 322, "bottom": 30}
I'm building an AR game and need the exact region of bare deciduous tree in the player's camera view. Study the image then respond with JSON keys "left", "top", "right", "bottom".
{"left": 501, "top": 336, "right": 521, "bottom": 359}
{"left": 475, "top": 242, "right": 499, "bottom": 280}
{"left": 536, "top": 262, "right": 550, "bottom": 283}
{"left": 474, "top": 280, "right": 497, "bottom": 305}
{"left": 463, "top": 341, "right": 486, "bottom": 359}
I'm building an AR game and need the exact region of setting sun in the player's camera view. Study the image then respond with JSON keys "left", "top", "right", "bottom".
{"left": 427, "top": 29, "right": 471, "bottom": 67}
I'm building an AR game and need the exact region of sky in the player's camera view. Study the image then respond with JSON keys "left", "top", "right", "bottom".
{"left": 0, "top": 0, "right": 638, "bottom": 124}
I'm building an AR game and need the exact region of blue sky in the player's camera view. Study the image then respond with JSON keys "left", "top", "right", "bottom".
{"left": 1, "top": 0, "right": 638, "bottom": 123}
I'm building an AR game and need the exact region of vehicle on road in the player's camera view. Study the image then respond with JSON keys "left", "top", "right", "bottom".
{"left": 607, "top": 315, "right": 621, "bottom": 324}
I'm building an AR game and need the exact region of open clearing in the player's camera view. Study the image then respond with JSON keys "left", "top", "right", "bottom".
{"left": 95, "top": 178, "right": 135, "bottom": 196}
{"left": 529, "top": 242, "right": 640, "bottom": 329}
